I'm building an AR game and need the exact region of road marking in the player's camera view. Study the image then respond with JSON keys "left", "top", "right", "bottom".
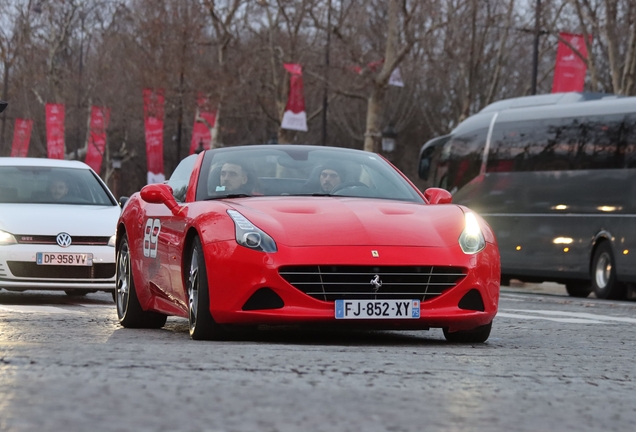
{"left": 0, "top": 305, "right": 85, "bottom": 314}
{"left": 502, "top": 309, "right": 636, "bottom": 324}
{"left": 497, "top": 312, "right": 606, "bottom": 324}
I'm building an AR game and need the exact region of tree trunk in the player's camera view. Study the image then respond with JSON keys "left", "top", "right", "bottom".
{"left": 363, "top": 0, "right": 399, "bottom": 153}
{"left": 0, "top": 60, "right": 9, "bottom": 154}
{"left": 363, "top": 86, "right": 386, "bottom": 153}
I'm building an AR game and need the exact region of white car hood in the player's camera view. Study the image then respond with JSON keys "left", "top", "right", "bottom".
{"left": 0, "top": 204, "right": 120, "bottom": 236}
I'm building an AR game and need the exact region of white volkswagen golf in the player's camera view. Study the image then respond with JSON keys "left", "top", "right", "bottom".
{"left": 0, "top": 157, "right": 120, "bottom": 296}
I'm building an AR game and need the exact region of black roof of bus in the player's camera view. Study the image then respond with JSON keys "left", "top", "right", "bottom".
{"left": 478, "top": 92, "right": 622, "bottom": 113}
{"left": 450, "top": 92, "right": 634, "bottom": 136}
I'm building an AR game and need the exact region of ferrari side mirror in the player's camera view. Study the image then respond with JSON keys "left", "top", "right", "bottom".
{"left": 424, "top": 187, "right": 452, "bottom": 204}
{"left": 140, "top": 184, "right": 180, "bottom": 214}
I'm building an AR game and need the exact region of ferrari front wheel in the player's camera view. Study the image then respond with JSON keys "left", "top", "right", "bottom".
{"left": 443, "top": 322, "right": 492, "bottom": 343}
{"left": 187, "top": 236, "right": 223, "bottom": 340}
{"left": 116, "top": 235, "right": 167, "bottom": 329}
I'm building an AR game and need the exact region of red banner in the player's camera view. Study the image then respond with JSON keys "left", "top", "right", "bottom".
{"left": 45, "top": 103, "right": 65, "bottom": 159}
{"left": 143, "top": 88, "right": 166, "bottom": 184}
{"left": 189, "top": 93, "right": 216, "bottom": 155}
{"left": 10, "top": 119, "right": 33, "bottom": 157}
{"left": 281, "top": 63, "right": 308, "bottom": 132}
{"left": 84, "top": 106, "right": 111, "bottom": 174}
{"left": 552, "top": 32, "right": 589, "bottom": 93}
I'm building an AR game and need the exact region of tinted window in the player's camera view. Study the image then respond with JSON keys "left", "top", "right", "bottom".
{"left": 444, "top": 128, "right": 488, "bottom": 193}
{"left": 487, "top": 115, "right": 629, "bottom": 173}
{"left": 625, "top": 114, "right": 636, "bottom": 168}
{"left": 0, "top": 166, "right": 114, "bottom": 205}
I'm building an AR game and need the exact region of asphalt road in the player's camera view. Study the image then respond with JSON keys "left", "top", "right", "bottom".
{"left": 0, "top": 284, "right": 635, "bottom": 432}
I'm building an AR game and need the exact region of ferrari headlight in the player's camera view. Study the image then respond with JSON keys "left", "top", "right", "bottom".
{"left": 0, "top": 229, "right": 17, "bottom": 246}
{"left": 107, "top": 234, "right": 116, "bottom": 247}
{"left": 459, "top": 212, "right": 485, "bottom": 254}
{"left": 227, "top": 210, "right": 277, "bottom": 253}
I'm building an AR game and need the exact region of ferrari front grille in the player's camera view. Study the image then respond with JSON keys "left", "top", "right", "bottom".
{"left": 279, "top": 265, "right": 466, "bottom": 302}
{"left": 7, "top": 261, "right": 116, "bottom": 280}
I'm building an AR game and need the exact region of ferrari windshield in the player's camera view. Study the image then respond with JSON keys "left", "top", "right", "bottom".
{"left": 0, "top": 166, "right": 115, "bottom": 205}
{"left": 194, "top": 145, "right": 424, "bottom": 203}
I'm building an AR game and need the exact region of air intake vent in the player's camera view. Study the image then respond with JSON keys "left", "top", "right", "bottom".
{"left": 458, "top": 289, "right": 485, "bottom": 311}
{"left": 7, "top": 262, "right": 115, "bottom": 279}
{"left": 242, "top": 288, "right": 284, "bottom": 311}
{"left": 279, "top": 265, "right": 466, "bottom": 302}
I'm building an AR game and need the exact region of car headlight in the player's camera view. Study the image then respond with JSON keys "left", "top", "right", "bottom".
{"left": 108, "top": 234, "right": 116, "bottom": 247}
{"left": 459, "top": 212, "right": 485, "bottom": 254}
{"left": 0, "top": 229, "right": 17, "bottom": 246}
{"left": 227, "top": 210, "right": 277, "bottom": 253}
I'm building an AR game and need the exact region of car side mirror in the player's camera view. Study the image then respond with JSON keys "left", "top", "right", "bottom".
{"left": 0, "top": 100, "right": 7, "bottom": 113}
{"left": 118, "top": 196, "right": 129, "bottom": 208}
{"left": 140, "top": 184, "right": 180, "bottom": 214}
{"left": 424, "top": 187, "right": 452, "bottom": 204}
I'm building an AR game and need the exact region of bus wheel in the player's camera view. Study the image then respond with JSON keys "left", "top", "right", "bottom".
{"left": 565, "top": 282, "right": 591, "bottom": 298}
{"left": 591, "top": 242, "right": 625, "bottom": 300}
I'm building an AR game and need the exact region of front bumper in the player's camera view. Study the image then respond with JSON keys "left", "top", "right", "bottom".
{"left": 202, "top": 241, "right": 500, "bottom": 332}
{"left": 0, "top": 244, "right": 116, "bottom": 290}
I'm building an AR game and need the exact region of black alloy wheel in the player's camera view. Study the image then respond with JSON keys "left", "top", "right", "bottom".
{"left": 591, "top": 241, "right": 625, "bottom": 300}
{"left": 187, "top": 236, "right": 223, "bottom": 340}
{"left": 116, "top": 235, "right": 167, "bottom": 328}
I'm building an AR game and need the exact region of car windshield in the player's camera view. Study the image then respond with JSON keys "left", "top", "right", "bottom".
{"left": 194, "top": 146, "right": 424, "bottom": 203}
{"left": 0, "top": 166, "right": 115, "bottom": 206}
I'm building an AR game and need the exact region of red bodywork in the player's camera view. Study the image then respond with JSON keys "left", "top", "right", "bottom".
{"left": 117, "top": 153, "right": 499, "bottom": 333}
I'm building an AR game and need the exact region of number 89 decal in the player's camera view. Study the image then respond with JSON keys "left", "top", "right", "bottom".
{"left": 143, "top": 218, "right": 161, "bottom": 258}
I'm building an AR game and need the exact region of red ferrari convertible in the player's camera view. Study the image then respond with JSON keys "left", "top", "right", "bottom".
{"left": 115, "top": 145, "right": 499, "bottom": 342}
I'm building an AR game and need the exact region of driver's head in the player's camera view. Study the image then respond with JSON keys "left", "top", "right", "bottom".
{"left": 49, "top": 177, "right": 69, "bottom": 200}
{"left": 319, "top": 161, "right": 346, "bottom": 193}
{"left": 220, "top": 162, "right": 248, "bottom": 192}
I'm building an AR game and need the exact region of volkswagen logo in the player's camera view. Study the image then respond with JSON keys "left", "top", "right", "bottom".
{"left": 370, "top": 274, "right": 382, "bottom": 292}
{"left": 56, "top": 233, "right": 72, "bottom": 248}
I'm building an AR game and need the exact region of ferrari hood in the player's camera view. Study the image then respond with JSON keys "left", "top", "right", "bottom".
{"left": 228, "top": 197, "right": 465, "bottom": 247}
{"left": 0, "top": 204, "right": 120, "bottom": 236}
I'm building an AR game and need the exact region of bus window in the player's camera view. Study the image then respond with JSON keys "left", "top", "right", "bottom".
{"left": 487, "top": 121, "right": 540, "bottom": 173}
{"left": 571, "top": 115, "right": 625, "bottom": 170}
{"left": 445, "top": 128, "right": 488, "bottom": 193}
{"left": 418, "top": 135, "right": 450, "bottom": 182}
{"left": 624, "top": 114, "right": 636, "bottom": 168}
{"left": 488, "top": 116, "right": 628, "bottom": 173}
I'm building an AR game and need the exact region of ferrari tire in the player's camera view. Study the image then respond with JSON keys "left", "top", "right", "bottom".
{"left": 591, "top": 242, "right": 625, "bottom": 300}
{"left": 565, "top": 282, "right": 592, "bottom": 298}
{"left": 116, "top": 235, "right": 167, "bottom": 329}
{"left": 443, "top": 322, "right": 492, "bottom": 343}
{"left": 188, "top": 236, "right": 223, "bottom": 340}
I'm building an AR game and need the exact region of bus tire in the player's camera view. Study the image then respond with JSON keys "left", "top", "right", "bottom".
{"left": 565, "top": 282, "right": 591, "bottom": 298}
{"left": 591, "top": 242, "right": 625, "bottom": 300}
